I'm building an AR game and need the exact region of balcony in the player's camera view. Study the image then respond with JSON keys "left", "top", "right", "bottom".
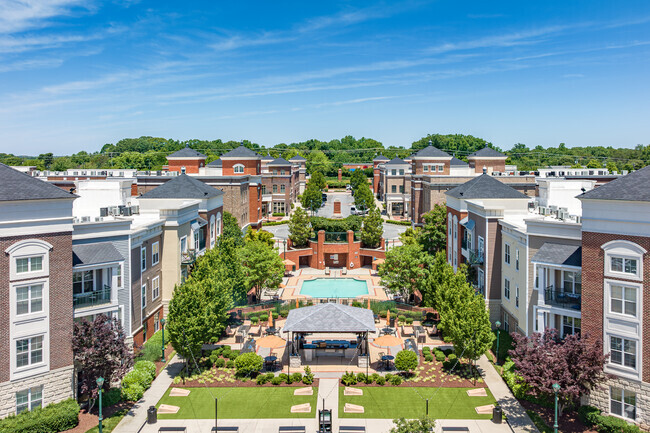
{"left": 544, "top": 286, "right": 581, "bottom": 311}
{"left": 73, "top": 286, "right": 112, "bottom": 309}
{"left": 181, "top": 249, "right": 197, "bottom": 264}
{"left": 468, "top": 249, "right": 484, "bottom": 265}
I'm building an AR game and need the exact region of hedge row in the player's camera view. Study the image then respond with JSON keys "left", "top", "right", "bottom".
{"left": 0, "top": 398, "right": 79, "bottom": 433}
{"left": 384, "top": 219, "right": 412, "bottom": 226}
{"left": 262, "top": 221, "right": 287, "bottom": 226}
{"left": 579, "top": 406, "right": 640, "bottom": 433}
{"left": 121, "top": 360, "right": 157, "bottom": 402}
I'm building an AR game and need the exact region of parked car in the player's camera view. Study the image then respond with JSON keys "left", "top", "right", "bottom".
{"left": 350, "top": 206, "right": 358, "bottom": 215}
{"left": 346, "top": 184, "right": 351, "bottom": 190}
{"left": 322, "top": 193, "right": 327, "bottom": 201}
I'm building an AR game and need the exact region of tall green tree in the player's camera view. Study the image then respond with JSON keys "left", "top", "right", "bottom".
{"left": 354, "top": 183, "right": 375, "bottom": 212}
{"left": 349, "top": 169, "right": 367, "bottom": 190}
{"left": 378, "top": 243, "right": 428, "bottom": 299}
{"left": 419, "top": 251, "right": 462, "bottom": 309}
{"left": 301, "top": 184, "right": 323, "bottom": 215}
{"left": 288, "top": 207, "right": 312, "bottom": 247}
{"left": 419, "top": 204, "right": 447, "bottom": 254}
{"left": 244, "top": 229, "right": 274, "bottom": 247}
{"left": 309, "top": 170, "right": 327, "bottom": 190}
{"left": 390, "top": 417, "right": 435, "bottom": 433}
{"left": 222, "top": 211, "right": 243, "bottom": 246}
{"left": 361, "top": 206, "right": 383, "bottom": 248}
{"left": 240, "top": 240, "right": 285, "bottom": 301}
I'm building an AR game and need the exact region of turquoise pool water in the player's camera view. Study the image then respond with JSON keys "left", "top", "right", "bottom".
{"left": 300, "top": 278, "right": 369, "bottom": 298}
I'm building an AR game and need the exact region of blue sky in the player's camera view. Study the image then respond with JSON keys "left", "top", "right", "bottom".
{"left": 1, "top": 0, "right": 649, "bottom": 154}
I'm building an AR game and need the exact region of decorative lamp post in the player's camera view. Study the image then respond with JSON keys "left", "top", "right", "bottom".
{"left": 283, "top": 239, "right": 287, "bottom": 259}
{"left": 495, "top": 321, "right": 501, "bottom": 365}
{"left": 161, "top": 317, "right": 166, "bottom": 362}
{"left": 552, "top": 383, "right": 560, "bottom": 433}
{"left": 97, "top": 377, "right": 105, "bottom": 433}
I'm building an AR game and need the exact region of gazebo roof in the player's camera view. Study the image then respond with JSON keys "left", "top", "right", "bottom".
{"left": 283, "top": 303, "right": 375, "bottom": 333}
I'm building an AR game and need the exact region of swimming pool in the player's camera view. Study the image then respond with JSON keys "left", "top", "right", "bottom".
{"left": 299, "top": 278, "right": 369, "bottom": 298}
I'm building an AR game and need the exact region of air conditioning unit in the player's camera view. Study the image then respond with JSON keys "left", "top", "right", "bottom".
{"left": 95, "top": 217, "right": 103, "bottom": 222}
{"left": 559, "top": 207, "right": 568, "bottom": 213}
{"left": 109, "top": 206, "right": 119, "bottom": 215}
{"left": 575, "top": 216, "right": 582, "bottom": 224}
{"left": 549, "top": 205, "right": 558, "bottom": 212}
{"left": 122, "top": 207, "right": 132, "bottom": 216}
{"left": 539, "top": 207, "right": 548, "bottom": 215}
{"left": 80, "top": 216, "right": 91, "bottom": 222}
{"left": 130, "top": 205, "right": 139, "bottom": 214}
{"left": 100, "top": 207, "right": 109, "bottom": 217}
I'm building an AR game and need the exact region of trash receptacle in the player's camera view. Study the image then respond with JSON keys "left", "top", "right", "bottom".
{"left": 492, "top": 405, "right": 502, "bottom": 424}
{"left": 147, "top": 406, "right": 157, "bottom": 424}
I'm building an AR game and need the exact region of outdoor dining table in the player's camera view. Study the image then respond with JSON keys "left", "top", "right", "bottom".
{"left": 381, "top": 327, "right": 394, "bottom": 335}
{"left": 381, "top": 354, "right": 394, "bottom": 370}
{"left": 266, "top": 327, "right": 278, "bottom": 335}
{"left": 264, "top": 355, "right": 278, "bottom": 371}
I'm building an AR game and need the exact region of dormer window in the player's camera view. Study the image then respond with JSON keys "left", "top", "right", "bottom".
{"left": 234, "top": 164, "right": 244, "bottom": 174}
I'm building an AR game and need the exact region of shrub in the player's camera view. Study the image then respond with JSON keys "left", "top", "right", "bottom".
{"left": 385, "top": 373, "right": 394, "bottom": 380}
{"left": 121, "top": 369, "right": 152, "bottom": 390}
{"left": 234, "top": 352, "right": 263, "bottom": 376}
{"left": 384, "top": 219, "right": 411, "bottom": 226}
{"left": 226, "top": 360, "right": 235, "bottom": 369}
{"left": 136, "top": 330, "right": 166, "bottom": 362}
{"left": 122, "top": 384, "right": 144, "bottom": 402}
{"left": 266, "top": 372, "right": 275, "bottom": 380}
{"left": 375, "top": 376, "right": 386, "bottom": 386}
{"left": 291, "top": 373, "right": 303, "bottom": 383}
{"left": 134, "top": 360, "right": 156, "bottom": 380}
{"left": 405, "top": 318, "right": 414, "bottom": 325}
{"left": 435, "top": 351, "right": 446, "bottom": 362}
{"left": 225, "top": 349, "right": 239, "bottom": 359}
{"left": 209, "top": 352, "right": 221, "bottom": 366}
{"left": 442, "top": 349, "right": 453, "bottom": 356}
{"left": 578, "top": 405, "right": 640, "bottom": 433}
{"left": 370, "top": 373, "right": 380, "bottom": 383}
{"left": 395, "top": 350, "right": 418, "bottom": 374}
{"left": 379, "top": 310, "right": 388, "bottom": 318}
{"left": 0, "top": 398, "right": 80, "bottom": 433}
{"left": 389, "top": 375, "right": 403, "bottom": 386}
{"left": 259, "top": 314, "right": 269, "bottom": 322}
{"left": 356, "top": 373, "right": 367, "bottom": 383}
{"left": 272, "top": 212, "right": 285, "bottom": 217}
{"left": 422, "top": 346, "right": 431, "bottom": 354}
{"left": 278, "top": 373, "right": 288, "bottom": 383}
{"left": 251, "top": 317, "right": 259, "bottom": 325}
{"left": 215, "top": 358, "right": 225, "bottom": 368}
{"left": 221, "top": 348, "right": 232, "bottom": 359}
{"left": 303, "top": 366, "right": 314, "bottom": 385}
{"left": 102, "top": 388, "right": 122, "bottom": 408}
{"left": 271, "top": 376, "right": 283, "bottom": 385}
{"left": 398, "top": 316, "right": 406, "bottom": 324}
{"left": 256, "top": 374, "right": 268, "bottom": 385}
{"left": 424, "top": 354, "right": 434, "bottom": 362}
{"left": 272, "top": 312, "right": 279, "bottom": 320}
{"left": 341, "top": 371, "right": 357, "bottom": 386}
{"left": 448, "top": 354, "right": 457, "bottom": 364}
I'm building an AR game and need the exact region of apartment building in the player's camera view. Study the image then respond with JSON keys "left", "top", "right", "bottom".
{"left": 289, "top": 154, "right": 307, "bottom": 194}
{"left": 377, "top": 157, "right": 411, "bottom": 218}
{"left": 579, "top": 167, "right": 650, "bottom": 429}
{"left": 260, "top": 157, "right": 300, "bottom": 216}
{"left": 0, "top": 164, "right": 76, "bottom": 417}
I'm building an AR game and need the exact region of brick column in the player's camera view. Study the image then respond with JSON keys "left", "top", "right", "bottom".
{"left": 317, "top": 230, "right": 325, "bottom": 270}
{"left": 338, "top": 169, "right": 342, "bottom": 182}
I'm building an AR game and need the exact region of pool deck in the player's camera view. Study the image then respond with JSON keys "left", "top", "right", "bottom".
{"left": 279, "top": 268, "right": 389, "bottom": 301}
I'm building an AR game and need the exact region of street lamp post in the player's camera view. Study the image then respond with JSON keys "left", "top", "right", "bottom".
{"left": 552, "top": 383, "right": 560, "bottom": 433}
{"left": 97, "top": 377, "right": 105, "bottom": 433}
{"left": 283, "top": 239, "right": 287, "bottom": 259}
{"left": 161, "top": 318, "right": 166, "bottom": 363}
{"left": 495, "top": 321, "right": 501, "bottom": 365}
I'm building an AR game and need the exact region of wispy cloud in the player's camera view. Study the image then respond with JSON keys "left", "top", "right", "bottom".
{"left": 467, "top": 13, "right": 505, "bottom": 19}
{"left": 0, "top": 0, "right": 94, "bottom": 34}
{"left": 0, "top": 57, "right": 63, "bottom": 72}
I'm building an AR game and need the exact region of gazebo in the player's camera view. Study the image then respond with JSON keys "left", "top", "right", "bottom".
{"left": 283, "top": 303, "right": 375, "bottom": 368}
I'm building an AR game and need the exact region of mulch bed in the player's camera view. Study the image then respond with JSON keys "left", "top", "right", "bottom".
{"left": 61, "top": 402, "right": 133, "bottom": 433}
{"left": 520, "top": 400, "right": 597, "bottom": 433}
{"left": 154, "top": 345, "right": 176, "bottom": 375}
{"left": 170, "top": 367, "right": 320, "bottom": 388}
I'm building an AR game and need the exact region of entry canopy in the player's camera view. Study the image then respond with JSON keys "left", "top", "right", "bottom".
{"left": 284, "top": 303, "right": 375, "bottom": 333}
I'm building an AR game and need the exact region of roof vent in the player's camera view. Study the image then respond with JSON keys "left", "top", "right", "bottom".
{"left": 482, "top": 166, "right": 487, "bottom": 174}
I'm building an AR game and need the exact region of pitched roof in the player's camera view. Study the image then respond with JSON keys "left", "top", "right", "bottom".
{"left": 468, "top": 147, "right": 506, "bottom": 158}
{"left": 207, "top": 159, "right": 222, "bottom": 167}
{"left": 410, "top": 145, "right": 451, "bottom": 158}
{"left": 289, "top": 154, "right": 306, "bottom": 161}
{"left": 385, "top": 157, "right": 408, "bottom": 166}
{"left": 579, "top": 165, "right": 650, "bottom": 202}
{"left": 220, "top": 145, "right": 260, "bottom": 158}
{"left": 139, "top": 174, "right": 223, "bottom": 199}
{"left": 73, "top": 242, "right": 124, "bottom": 267}
{"left": 268, "top": 157, "right": 292, "bottom": 166}
{"left": 262, "top": 152, "right": 274, "bottom": 161}
{"left": 283, "top": 303, "right": 375, "bottom": 333}
{"left": 0, "top": 163, "right": 76, "bottom": 202}
{"left": 450, "top": 157, "right": 468, "bottom": 166}
{"left": 531, "top": 243, "right": 581, "bottom": 267}
{"left": 373, "top": 153, "right": 390, "bottom": 161}
{"left": 167, "top": 146, "right": 206, "bottom": 158}
{"left": 445, "top": 174, "right": 529, "bottom": 199}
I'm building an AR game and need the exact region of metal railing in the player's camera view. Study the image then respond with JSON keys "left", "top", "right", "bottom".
{"left": 468, "top": 249, "right": 484, "bottom": 265}
{"left": 73, "top": 286, "right": 112, "bottom": 308}
{"left": 309, "top": 231, "right": 361, "bottom": 243}
{"left": 544, "top": 286, "right": 581, "bottom": 310}
{"left": 181, "top": 249, "right": 197, "bottom": 264}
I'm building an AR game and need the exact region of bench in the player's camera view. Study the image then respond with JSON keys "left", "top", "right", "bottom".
{"left": 158, "top": 428, "right": 187, "bottom": 433}
{"left": 211, "top": 427, "right": 239, "bottom": 432}
{"left": 340, "top": 427, "right": 366, "bottom": 432}
{"left": 278, "top": 427, "right": 306, "bottom": 432}
{"left": 441, "top": 427, "right": 469, "bottom": 432}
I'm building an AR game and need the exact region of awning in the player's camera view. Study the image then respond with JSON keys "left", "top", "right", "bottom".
{"left": 460, "top": 217, "right": 475, "bottom": 231}
{"left": 73, "top": 242, "right": 124, "bottom": 267}
{"left": 191, "top": 217, "right": 208, "bottom": 231}
{"left": 531, "top": 243, "right": 581, "bottom": 267}
{"left": 284, "top": 303, "right": 375, "bottom": 333}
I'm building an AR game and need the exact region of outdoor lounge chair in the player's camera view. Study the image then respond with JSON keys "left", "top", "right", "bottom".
{"left": 249, "top": 325, "right": 261, "bottom": 336}
{"left": 401, "top": 326, "right": 414, "bottom": 337}
{"left": 325, "top": 267, "right": 330, "bottom": 275}
{"left": 224, "top": 326, "right": 236, "bottom": 338}
{"left": 342, "top": 267, "right": 347, "bottom": 275}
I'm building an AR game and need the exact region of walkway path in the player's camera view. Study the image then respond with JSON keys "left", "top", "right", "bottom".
{"left": 477, "top": 355, "right": 539, "bottom": 433}
{"left": 113, "top": 354, "right": 184, "bottom": 433}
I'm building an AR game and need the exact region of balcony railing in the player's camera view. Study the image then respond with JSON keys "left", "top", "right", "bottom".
{"left": 544, "top": 286, "right": 581, "bottom": 310}
{"left": 461, "top": 239, "right": 469, "bottom": 250}
{"left": 73, "top": 286, "right": 112, "bottom": 309}
{"left": 468, "top": 249, "right": 484, "bottom": 265}
{"left": 181, "top": 249, "right": 197, "bottom": 264}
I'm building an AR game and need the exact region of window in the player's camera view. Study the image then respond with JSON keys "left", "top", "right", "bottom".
{"left": 478, "top": 237, "right": 484, "bottom": 258}
{"left": 152, "top": 242, "right": 159, "bottom": 265}
{"left": 273, "top": 184, "right": 278, "bottom": 193}
{"left": 141, "top": 247, "right": 146, "bottom": 272}
{"left": 180, "top": 236, "right": 187, "bottom": 253}
{"left": 424, "top": 165, "right": 429, "bottom": 172}
{"left": 154, "top": 313, "right": 160, "bottom": 332}
{"left": 16, "top": 386, "right": 42, "bottom": 414}
{"left": 515, "top": 286, "right": 519, "bottom": 308}
{"left": 515, "top": 249, "right": 519, "bottom": 270}
{"left": 610, "top": 285, "right": 637, "bottom": 317}
{"left": 399, "top": 169, "right": 404, "bottom": 175}
{"left": 16, "top": 284, "right": 43, "bottom": 315}
{"left": 16, "top": 336, "right": 43, "bottom": 368}
{"left": 503, "top": 312, "right": 510, "bottom": 332}
{"left": 391, "top": 185, "right": 397, "bottom": 193}
{"left": 610, "top": 336, "right": 636, "bottom": 369}
{"left": 391, "top": 169, "right": 396, "bottom": 175}
{"left": 261, "top": 185, "right": 267, "bottom": 194}
{"left": 611, "top": 257, "right": 637, "bottom": 275}
{"left": 141, "top": 284, "right": 147, "bottom": 309}
{"left": 504, "top": 278, "right": 510, "bottom": 299}
{"left": 564, "top": 271, "right": 582, "bottom": 294}
{"left": 280, "top": 185, "right": 285, "bottom": 193}
{"left": 73, "top": 271, "right": 94, "bottom": 295}
{"left": 233, "top": 164, "right": 244, "bottom": 174}
{"left": 504, "top": 244, "right": 511, "bottom": 264}
{"left": 281, "top": 169, "right": 286, "bottom": 175}
{"left": 273, "top": 169, "right": 278, "bottom": 175}
{"left": 562, "top": 316, "right": 581, "bottom": 337}
{"left": 611, "top": 387, "right": 636, "bottom": 420}
{"left": 194, "top": 230, "right": 200, "bottom": 250}
{"left": 477, "top": 269, "right": 485, "bottom": 293}
{"left": 180, "top": 166, "right": 186, "bottom": 174}
{"left": 152, "top": 276, "right": 160, "bottom": 300}
{"left": 16, "top": 256, "right": 43, "bottom": 273}
{"left": 116, "top": 265, "right": 122, "bottom": 288}
{"left": 399, "top": 185, "right": 404, "bottom": 193}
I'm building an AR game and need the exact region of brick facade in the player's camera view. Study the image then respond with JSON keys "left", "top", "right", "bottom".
{"left": 130, "top": 233, "right": 163, "bottom": 342}
{"left": 167, "top": 158, "right": 205, "bottom": 174}
{"left": 222, "top": 159, "right": 260, "bottom": 176}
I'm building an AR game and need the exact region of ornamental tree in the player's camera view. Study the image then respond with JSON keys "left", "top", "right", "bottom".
{"left": 390, "top": 417, "right": 436, "bottom": 433}
{"left": 509, "top": 329, "right": 608, "bottom": 415}
{"left": 349, "top": 169, "right": 367, "bottom": 191}
{"left": 419, "top": 204, "right": 447, "bottom": 254}
{"left": 288, "top": 206, "right": 312, "bottom": 247}
{"left": 353, "top": 182, "right": 375, "bottom": 213}
{"left": 222, "top": 211, "right": 243, "bottom": 246}
{"left": 240, "top": 240, "right": 285, "bottom": 301}
{"left": 309, "top": 170, "right": 327, "bottom": 190}
{"left": 73, "top": 314, "right": 133, "bottom": 406}
{"left": 360, "top": 206, "right": 383, "bottom": 248}
{"left": 244, "top": 229, "right": 274, "bottom": 248}
{"left": 378, "top": 243, "right": 428, "bottom": 299}
{"left": 301, "top": 184, "right": 323, "bottom": 215}
{"left": 394, "top": 349, "right": 418, "bottom": 376}
{"left": 235, "top": 352, "right": 263, "bottom": 377}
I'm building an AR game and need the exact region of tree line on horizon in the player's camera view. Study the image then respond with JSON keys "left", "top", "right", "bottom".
{"left": 2, "top": 134, "right": 650, "bottom": 174}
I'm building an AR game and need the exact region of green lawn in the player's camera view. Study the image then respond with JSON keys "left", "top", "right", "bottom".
{"left": 84, "top": 409, "right": 129, "bottom": 433}
{"left": 157, "top": 387, "right": 318, "bottom": 419}
{"left": 339, "top": 387, "right": 496, "bottom": 419}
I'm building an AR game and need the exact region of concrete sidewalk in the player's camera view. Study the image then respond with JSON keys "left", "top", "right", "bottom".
{"left": 477, "top": 355, "right": 539, "bottom": 433}
{"left": 113, "top": 354, "right": 185, "bottom": 433}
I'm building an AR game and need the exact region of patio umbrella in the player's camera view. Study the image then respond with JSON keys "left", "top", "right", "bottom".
{"left": 256, "top": 335, "right": 286, "bottom": 349}
{"left": 373, "top": 334, "right": 402, "bottom": 348}
{"left": 283, "top": 259, "right": 295, "bottom": 266}
{"left": 386, "top": 309, "right": 390, "bottom": 326}
{"left": 268, "top": 312, "right": 273, "bottom": 328}
{"left": 367, "top": 298, "right": 371, "bottom": 309}
{"left": 372, "top": 258, "right": 385, "bottom": 265}
{"left": 296, "top": 298, "right": 300, "bottom": 308}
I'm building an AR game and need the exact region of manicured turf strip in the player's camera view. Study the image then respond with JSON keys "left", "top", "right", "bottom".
{"left": 157, "top": 387, "right": 319, "bottom": 419}
{"left": 338, "top": 387, "right": 496, "bottom": 419}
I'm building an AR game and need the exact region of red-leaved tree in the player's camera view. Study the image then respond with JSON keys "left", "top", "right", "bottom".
{"left": 73, "top": 314, "right": 133, "bottom": 406}
{"left": 509, "top": 328, "right": 608, "bottom": 414}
